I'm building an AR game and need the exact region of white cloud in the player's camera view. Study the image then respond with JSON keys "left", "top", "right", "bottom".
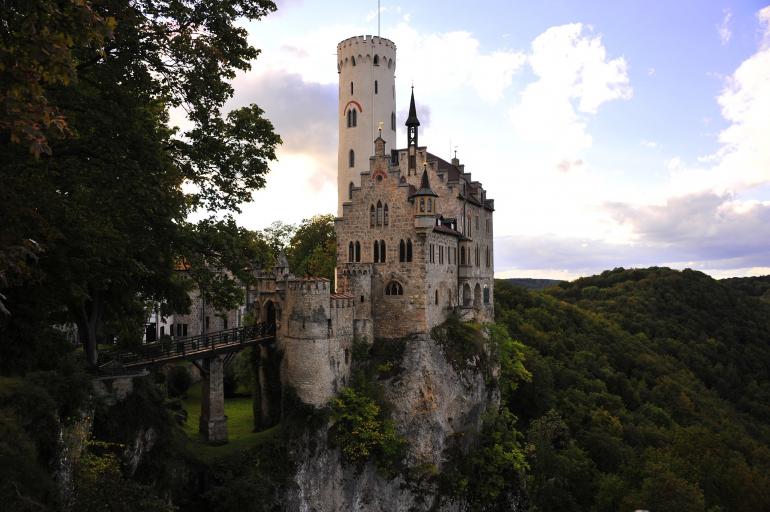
{"left": 509, "top": 23, "right": 632, "bottom": 160}
{"left": 641, "top": 139, "right": 658, "bottom": 148}
{"left": 666, "top": 7, "right": 770, "bottom": 197}
{"left": 388, "top": 23, "right": 526, "bottom": 103}
{"left": 718, "top": 8, "right": 733, "bottom": 45}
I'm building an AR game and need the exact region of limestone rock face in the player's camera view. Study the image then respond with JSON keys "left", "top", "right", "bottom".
{"left": 286, "top": 332, "right": 499, "bottom": 511}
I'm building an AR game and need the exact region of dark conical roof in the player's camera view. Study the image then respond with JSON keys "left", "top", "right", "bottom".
{"left": 406, "top": 87, "right": 420, "bottom": 127}
{"left": 410, "top": 168, "right": 438, "bottom": 198}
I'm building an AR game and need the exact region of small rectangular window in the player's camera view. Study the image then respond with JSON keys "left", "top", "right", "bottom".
{"left": 182, "top": 324, "right": 188, "bottom": 336}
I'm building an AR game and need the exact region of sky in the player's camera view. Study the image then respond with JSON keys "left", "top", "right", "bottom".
{"left": 197, "top": 0, "right": 770, "bottom": 280}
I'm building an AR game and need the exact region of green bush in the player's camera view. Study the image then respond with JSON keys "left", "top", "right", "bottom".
{"left": 329, "top": 387, "right": 405, "bottom": 475}
{"left": 430, "top": 315, "right": 488, "bottom": 374}
{"left": 166, "top": 366, "right": 192, "bottom": 398}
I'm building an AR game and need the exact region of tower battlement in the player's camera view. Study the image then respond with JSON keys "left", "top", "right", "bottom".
{"left": 337, "top": 35, "right": 396, "bottom": 52}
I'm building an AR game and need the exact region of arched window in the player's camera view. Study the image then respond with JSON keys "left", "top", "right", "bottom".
{"left": 380, "top": 240, "right": 386, "bottom": 262}
{"left": 352, "top": 109, "right": 357, "bottom": 126}
{"left": 352, "top": 56, "right": 356, "bottom": 66}
{"left": 420, "top": 198, "right": 425, "bottom": 212}
{"left": 349, "top": 181, "right": 354, "bottom": 200}
{"left": 374, "top": 80, "right": 378, "bottom": 94}
{"left": 349, "top": 149, "right": 355, "bottom": 168}
{"left": 486, "top": 246, "right": 490, "bottom": 267}
{"left": 391, "top": 111, "right": 396, "bottom": 131}
{"left": 347, "top": 109, "right": 351, "bottom": 127}
{"left": 370, "top": 204, "right": 375, "bottom": 227}
{"left": 399, "top": 240, "right": 405, "bottom": 262}
{"left": 373, "top": 240, "right": 380, "bottom": 263}
{"left": 373, "top": 55, "right": 379, "bottom": 66}
{"left": 383, "top": 204, "right": 389, "bottom": 226}
{"left": 348, "top": 241, "right": 354, "bottom": 262}
{"left": 385, "top": 281, "right": 403, "bottom": 295}
{"left": 483, "top": 285, "right": 490, "bottom": 304}
{"left": 350, "top": 81, "right": 354, "bottom": 94}
{"left": 406, "top": 239, "right": 413, "bottom": 262}
{"left": 474, "top": 284, "right": 482, "bottom": 308}
{"left": 376, "top": 201, "right": 383, "bottom": 226}
{"left": 427, "top": 198, "right": 432, "bottom": 212}
{"left": 355, "top": 241, "right": 361, "bottom": 262}
{"left": 460, "top": 247, "right": 466, "bottom": 265}
{"left": 435, "top": 289, "right": 439, "bottom": 305}
{"left": 463, "top": 283, "right": 472, "bottom": 306}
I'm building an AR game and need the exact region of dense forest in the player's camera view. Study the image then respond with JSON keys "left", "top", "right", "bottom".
{"left": 497, "top": 267, "right": 770, "bottom": 511}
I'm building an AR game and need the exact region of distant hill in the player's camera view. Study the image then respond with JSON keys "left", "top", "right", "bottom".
{"left": 501, "top": 277, "right": 565, "bottom": 290}
{"left": 721, "top": 274, "right": 770, "bottom": 302}
{"left": 494, "top": 267, "right": 770, "bottom": 511}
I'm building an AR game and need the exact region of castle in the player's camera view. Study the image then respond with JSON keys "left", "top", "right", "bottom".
{"left": 245, "top": 35, "right": 495, "bottom": 407}
{"left": 149, "top": 35, "right": 495, "bottom": 414}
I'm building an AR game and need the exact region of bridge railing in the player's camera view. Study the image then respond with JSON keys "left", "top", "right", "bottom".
{"left": 115, "top": 323, "right": 275, "bottom": 366}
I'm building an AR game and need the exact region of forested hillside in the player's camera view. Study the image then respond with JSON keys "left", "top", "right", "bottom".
{"left": 496, "top": 268, "right": 770, "bottom": 511}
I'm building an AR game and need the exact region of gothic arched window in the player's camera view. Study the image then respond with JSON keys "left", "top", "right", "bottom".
{"left": 351, "top": 108, "right": 357, "bottom": 126}
{"left": 349, "top": 149, "right": 355, "bottom": 168}
{"left": 348, "top": 241, "right": 354, "bottom": 262}
{"left": 383, "top": 204, "right": 389, "bottom": 226}
{"left": 349, "top": 181, "right": 354, "bottom": 200}
{"left": 370, "top": 205, "right": 375, "bottom": 227}
{"left": 380, "top": 240, "right": 386, "bottom": 262}
{"left": 355, "top": 241, "right": 361, "bottom": 262}
{"left": 399, "top": 240, "right": 405, "bottom": 262}
{"left": 406, "top": 239, "right": 413, "bottom": 262}
{"left": 376, "top": 201, "right": 383, "bottom": 226}
{"left": 385, "top": 281, "right": 403, "bottom": 296}
{"left": 483, "top": 285, "right": 490, "bottom": 304}
{"left": 351, "top": 56, "right": 356, "bottom": 66}
{"left": 373, "top": 240, "right": 379, "bottom": 263}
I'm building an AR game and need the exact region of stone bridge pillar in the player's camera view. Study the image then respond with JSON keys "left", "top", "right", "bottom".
{"left": 199, "top": 355, "right": 228, "bottom": 444}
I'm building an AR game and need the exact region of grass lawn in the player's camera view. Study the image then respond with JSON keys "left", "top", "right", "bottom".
{"left": 181, "top": 381, "right": 278, "bottom": 462}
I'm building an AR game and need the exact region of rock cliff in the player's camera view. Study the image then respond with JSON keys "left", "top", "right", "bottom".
{"left": 286, "top": 331, "right": 500, "bottom": 511}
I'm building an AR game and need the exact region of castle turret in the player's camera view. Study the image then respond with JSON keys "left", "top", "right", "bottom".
{"left": 337, "top": 35, "right": 397, "bottom": 215}
{"left": 410, "top": 163, "right": 438, "bottom": 229}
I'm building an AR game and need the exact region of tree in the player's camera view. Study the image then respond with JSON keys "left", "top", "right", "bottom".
{"left": 287, "top": 215, "right": 336, "bottom": 285}
{"left": 0, "top": 0, "right": 114, "bottom": 156}
{"left": 0, "top": 0, "right": 281, "bottom": 368}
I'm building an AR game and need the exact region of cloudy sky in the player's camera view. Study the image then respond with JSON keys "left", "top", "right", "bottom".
{"left": 209, "top": 0, "right": 770, "bottom": 280}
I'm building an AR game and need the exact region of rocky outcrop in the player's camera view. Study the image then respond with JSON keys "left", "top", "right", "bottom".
{"left": 286, "top": 331, "right": 499, "bottom": 511}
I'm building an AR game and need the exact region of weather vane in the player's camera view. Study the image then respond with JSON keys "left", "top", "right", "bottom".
{"left": 378, "top": 121, "right": 384, "bottom": 136}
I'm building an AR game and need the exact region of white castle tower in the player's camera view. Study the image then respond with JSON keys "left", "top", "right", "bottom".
{"left": 336, "top": 35, "right": 397, "bottom": 215}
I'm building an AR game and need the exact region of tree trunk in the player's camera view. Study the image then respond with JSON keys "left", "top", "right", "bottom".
{"left": 74, "top": 291, "right": 102, "bottom": 368}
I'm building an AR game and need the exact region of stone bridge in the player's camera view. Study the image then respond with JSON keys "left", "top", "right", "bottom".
{"left": 108, "top": 323, "right": 275, "bottom": 444}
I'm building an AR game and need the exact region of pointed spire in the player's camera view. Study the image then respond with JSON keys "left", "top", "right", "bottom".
{"left": 406, "top": 86, "right": 420, "bottom": 127}
{"left": 410, "top": 165, "right": 438, "bottom": 198}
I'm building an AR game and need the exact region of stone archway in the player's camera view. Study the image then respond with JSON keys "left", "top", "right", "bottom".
{"left": 462, "top": 283, "right": 472, "bottom": 307}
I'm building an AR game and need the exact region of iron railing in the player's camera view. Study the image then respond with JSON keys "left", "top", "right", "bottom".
{"left": 114, "top": 323, "right": 275, "bottom": 367}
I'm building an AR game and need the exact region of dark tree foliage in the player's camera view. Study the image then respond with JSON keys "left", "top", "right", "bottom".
{"left": 495, "top": 268, "right": 770, "bottom": 511}
{"left": 0, "top": 0, "right": 281, "bottom": 367}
